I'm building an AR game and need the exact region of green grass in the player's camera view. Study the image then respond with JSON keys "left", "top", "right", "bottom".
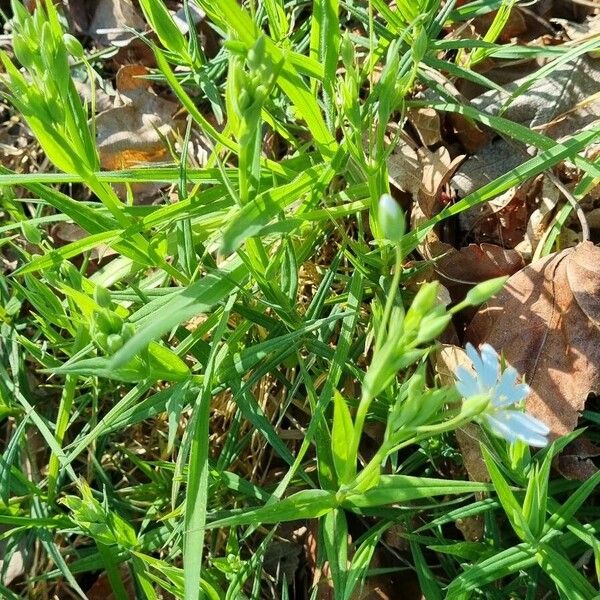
{"left": 1, "top": 0, "right": 600, "bottom": 598}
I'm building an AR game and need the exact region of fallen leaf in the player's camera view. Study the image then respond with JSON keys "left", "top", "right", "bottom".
{"left": 408, "top": 107, "right": 441, "bottom": 147}
{"left": 555, "top": 436, "right": 600, "bottom": 480}
{"left": 418, "top": 147, "right": 464, "bottom": 210}
{"left": 89, "top": 0, "right": 145, "bottom": 47}
{"left": 96, "top": 65, "right": 180, "bottom": 171}
{"left": 388, "top": 138, "right": 421, "bottom": 198}
{"left": 451, "top": 56, "right": 600, "bottom": 198}
{"left": 514, "top": 177, "right": 561, "bottom": 259}
{"left": 435, "top": 243, "right": 525, "bottom": 286}
{"left": 467, "top": 241, "right": 600, "bottom": 437}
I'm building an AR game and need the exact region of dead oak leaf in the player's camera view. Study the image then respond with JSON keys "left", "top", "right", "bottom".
{"left": 467, "top": 241, "right": 600, "bottom": 438}
{"left": 89, "top": 0, "right": 145, "bottom": 47}
{"left": 96, "top": 66, "right": 180, "bottom": 171}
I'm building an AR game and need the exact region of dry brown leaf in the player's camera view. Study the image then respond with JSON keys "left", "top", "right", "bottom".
{"left": 418, "top": 147, "right": 464, "bottom": 210}
{"left": 555, "top": 436, "right": 600, "bottom": 480}
{"left": 448, "top": 112, "right": 490, "bottom": 153}
{"left": 408, "top": 107, "right": 441, "bottom": 146}
{"left": 89, "top": 0, "right": 145, "bottom": 46}
{"left": 514, "top": 177, "right": 561, "bottom": 260}
{"left": 388, "top": 139, "right": 421, "bottom": 198}
{"left": 96, "top": 65, "right": 179, "bottom": 172}
{"left": 467, "top": 241, "right": 600, "bottom": 438}
{"left": 435, "top": 243, "right": 525, "bottom": 286}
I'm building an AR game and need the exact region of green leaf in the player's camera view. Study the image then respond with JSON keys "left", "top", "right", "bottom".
{"left": 332, "top": 391, "right": 355, "bottom": 485}
{"left": 322, "top": 508, "right": 348, "bottom": 598}
{"left": 344, "top": 475, "right": 492, "bottom": 508}
{"left": 207, "top": 489, "right": 337, "bottom": 528}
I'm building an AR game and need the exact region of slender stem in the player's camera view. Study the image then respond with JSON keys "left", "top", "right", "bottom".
{"left": 346, "top": 246, "right": 403, "bottom": 481}
{"left": 377, "top": 245, "right": 403, "bottom": 352}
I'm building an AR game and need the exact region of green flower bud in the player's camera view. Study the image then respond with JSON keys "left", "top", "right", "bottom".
{"left": 404, "top": 281, "right": 439, "bottom": 333}
{"left": 94, "top": 309, "right": 123, "bottom": 335}
{"left": 463, "top": 276, "right": 508, "bottom": 307}
{"left": 247, "top": 36, "right": 265, "bottom": 70}
{"left": 415, "top": 313, "right": 451, "bottom": 345}
{"left": 378, "top": 194, "right": 405, "bottom": 243}
{"left": 63, "top": 33, "right": 84, "bottom": 59}
{"left": 237, "top": 89, "right": 252, "bottom": 112}
{"left": 121, "top": 322, "right": 135, "bottom": 342}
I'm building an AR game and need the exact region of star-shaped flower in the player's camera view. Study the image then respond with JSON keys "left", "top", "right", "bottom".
{"left": 455, "top": 343, "right": 550, "bottom": 447}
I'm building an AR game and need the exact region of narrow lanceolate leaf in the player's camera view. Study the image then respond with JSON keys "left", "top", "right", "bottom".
{"left": 332, "top": 391, "right": 355, "bottom": 484}
{"left": 322, "top": 508, "right": 348, "bottom": 598}
{"left": 108, "top": 258, "right": 248, "bottom": 368}
{"left": 220, "top": 162, "right": 334, "bottom": 255}
{"left": 343, "top": 475, "right": 492, "bottom": 508}
{"left": 207, "top": 489, "right": 337, "bottom": 528}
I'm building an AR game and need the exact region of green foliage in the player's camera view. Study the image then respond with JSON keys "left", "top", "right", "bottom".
{"left": 1, "top": 0, "right": 599, "bottom": 599}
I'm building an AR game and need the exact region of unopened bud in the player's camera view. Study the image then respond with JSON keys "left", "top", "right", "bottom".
{"left": 463, "top": 276, "right": 508, "bottom": 307}
{"left": 416, "top": 313, "right": 451, "bottom": 344}
{"left": 378, "top": 194, "right": 405, "bottom": 243}
{"left": 63, "top": 33, "right": 84, "bottom": 59}
{"left": 106, "top": 333, "right": 124, "bottom": 353}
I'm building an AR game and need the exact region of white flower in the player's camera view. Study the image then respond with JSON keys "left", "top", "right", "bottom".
{"left": 455, "top": 343, "right": 550, "bottom": 448}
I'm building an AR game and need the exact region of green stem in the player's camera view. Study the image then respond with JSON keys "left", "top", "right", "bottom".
{"left": 377, "top": 245, "right": 403, "bottom": 352}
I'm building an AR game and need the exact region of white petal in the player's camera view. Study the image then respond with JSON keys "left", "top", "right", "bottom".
{"left": 479, "top": 344, "right": 500, "bottom": 389}
{"left": 492, "top": 367, "right": 529, "bottom": 407}
{"left": 484, "top": 414, "right": 519, "bottom": 443}
{"left": 512, "top": 411, "right": 550, "bottom": 436}
{"left": 491, "top": 410, "right": 549, "bottom": 447}
{"left": 455, "top": 366, "right": 479, "bottom": 398}
{"left": 465, "top": 343, "right": 485, "bottom": 379}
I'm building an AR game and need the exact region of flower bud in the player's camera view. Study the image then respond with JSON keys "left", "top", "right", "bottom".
{"left": 63, "top": 33, "right": 84, "bottom": 59}
{"left": 415, "top": 313, "right": 451, "bottom": 345}
{"left": 247, "top": 36, "right": 265, "bottom": 70}
{"left": 94, "top": 309, "right": 122, "bottom": 335}
{"left": 463, "top": 276, "right": 508, "bottom": 306}
{"left": 378, "top": 194, "right": 405, "bottom": 243}
{"left": 404, "top": 281, "right": 439, "bottom": 332}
